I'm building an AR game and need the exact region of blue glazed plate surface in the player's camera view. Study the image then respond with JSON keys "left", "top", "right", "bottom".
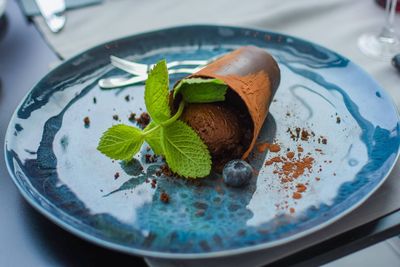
{"left": 5, "top": 25, "right": 400, "bottom": 258}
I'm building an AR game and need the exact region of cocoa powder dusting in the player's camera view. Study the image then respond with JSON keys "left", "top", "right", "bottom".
{"left": 286, "top": 151, "right": 295, "bottom": 159}
{"left": 296, "top": 183, "right": 307, "bottom": 193}
{"left": 292, "top": 192, "right": 302, "bottom": 199}
{"left": 257, "top": 142, "right": 280, "bottom": 153}
{"left": 267, "top": 156, "right": 314, "bottom": 182}
{"left": 269, "top": 143, "right": 281, "bottom": 152}
{"left": 261, "top": 127, "right": 330, "bottom": 214}
{"left": 270, "top": 156, "right": 282, "bottom": 163}
{"left": 260, "top": 124, "right": 330, "bottom": 214}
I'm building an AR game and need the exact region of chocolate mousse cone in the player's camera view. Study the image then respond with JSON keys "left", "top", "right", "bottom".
{"left": 190, "top": 46, "right": 280, "bottom": 159}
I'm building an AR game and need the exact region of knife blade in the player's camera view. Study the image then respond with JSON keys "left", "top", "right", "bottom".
{"left": 35, "top": 0, "right": 66, "bottom": 33}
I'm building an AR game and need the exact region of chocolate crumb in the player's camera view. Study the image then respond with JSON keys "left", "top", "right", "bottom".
{"left": 301, "top": 129, "right": 310, "bottom": 141}
{"left": 160, "top": 192, "right": 169, "bottom": 203}
{"left": 151, "top": 179, "right": 157, "bottom": 188}
{"left": 295, "top": 127, "right": 301, "bottom": 139}
{"left": 160, "top": 164, "right": 173, "bottom": 176}
{"left": 113, "top": 115, "right": 119, "bottom": 121}
{"left": 336, "top": 117, "right": 341, "bottom": 124}
{"left": 145, "top": 154, "right": 158, "bottom": 164}
{"left": 114, "top": 172, "right": 120, "bottom": 180}
{"left": 83, "top": 116, "right": 90, "bottom": 127}
{"left": 93, "top": 97, "right": 97, "bottom": 104}
{"left": 136, "top": 112, "right": 150, "bottom": 128}
{"left": 125, "top": 95, "right": 130, "bottom": 102}
{"left": 128, "top": 112, "right": 136, "bottom": 122}
{"left": 321, "top": 138, "right": 327, "bottom": 144}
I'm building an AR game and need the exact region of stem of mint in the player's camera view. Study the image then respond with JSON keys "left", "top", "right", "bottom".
{"left": 142, "top": 100, "right": 185, "bottom": 137}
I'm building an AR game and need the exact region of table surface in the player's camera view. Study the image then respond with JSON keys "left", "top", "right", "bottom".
{"left": 1, "top": 1, "right": 400, "bottom": 267}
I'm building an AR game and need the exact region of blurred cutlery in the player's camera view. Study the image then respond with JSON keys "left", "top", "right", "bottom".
{"left": 98, "top": 67, "right": 204, "bottom": 89}
{"left": 392, "top": 54, "right": 400, "bottom": 73}
{"left": 110, "top": 55, "right": 212, "bottom": 76}
{"left": 35, "top": 0, "right": 66, "bottom": 33}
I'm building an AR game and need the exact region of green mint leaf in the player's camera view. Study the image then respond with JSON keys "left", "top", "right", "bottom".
{"left": 97, "top": 124, "right": 144, "bottom": 160}
{"left": 145, "top": 60, "right": 171, "bottom": 123}
{"left": 144, "top": 121, "right": 164, "bottom": 155}
{"left": 161, "top": 120, "right": 211, "bottom": 178}
{"left": 173, "top": 78, "right": 228, "bottom": 103}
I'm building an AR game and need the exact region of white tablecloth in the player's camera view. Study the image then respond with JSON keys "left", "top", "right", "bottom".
{"left": 34, "top": 0, "right": 400, "bottom": 106}
{"left": 32, "top": 0, "right": 400, "bottom": 266}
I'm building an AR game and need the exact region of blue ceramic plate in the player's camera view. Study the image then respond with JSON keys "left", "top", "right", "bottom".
{"left": 5, "top": 25, "right": 400, "bottom": 258}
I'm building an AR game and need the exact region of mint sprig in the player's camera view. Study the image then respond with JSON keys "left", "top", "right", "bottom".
{"left": 98, "top": 60, "right": 226, "bottom": 178}
{"left": 98, "top": 124, "right": 144, "bottom": 160}
{"left": 143, "top": 121, "right": 164, "bottom": 155}
{"left": 144, "top": 59, "right": 171, "bottom": 123}
{"left": 174, "top": 78, "right": 228, "bottom": 103}
{"left": 161, "top": 120, "right": 211, "bottom": 177}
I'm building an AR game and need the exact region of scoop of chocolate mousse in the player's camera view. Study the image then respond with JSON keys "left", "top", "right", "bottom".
{"left": 180, "top": 102, "right": 246, "bottom": 170}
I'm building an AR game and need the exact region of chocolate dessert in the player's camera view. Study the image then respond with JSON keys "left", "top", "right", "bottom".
{"left": 98, "top": 45, "right": 281, "bottom": 178}
{"left": 175, "top": 46, "right": 280, "bottom": 167}
{"left": 181, "top": 103, "right": 243, "bottom": 167}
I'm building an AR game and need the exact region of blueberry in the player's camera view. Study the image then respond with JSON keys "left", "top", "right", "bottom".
{"left": 222, "top": 160, "right": 253, "bottom": 187}
{"left": 392, "top": 54, "right": 400, "bottom": 72}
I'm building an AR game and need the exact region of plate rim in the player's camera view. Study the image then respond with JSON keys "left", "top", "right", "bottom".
{"left": 4, "top": 24, "right": 400, "bottom": 259}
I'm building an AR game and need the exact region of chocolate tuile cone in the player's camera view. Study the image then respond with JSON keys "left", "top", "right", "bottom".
{"left": 189, "top": 46, "right": 280, "bottom": 159}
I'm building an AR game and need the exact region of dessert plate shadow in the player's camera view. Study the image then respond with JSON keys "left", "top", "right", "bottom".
{"left": 4, "top": 25, "right": 400, "bottom": 259}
